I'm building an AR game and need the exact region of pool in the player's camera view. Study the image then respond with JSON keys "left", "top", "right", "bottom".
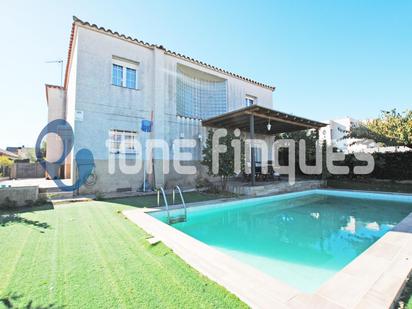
{"left": 150, "top": 190, "right": 412, "bottom": 292}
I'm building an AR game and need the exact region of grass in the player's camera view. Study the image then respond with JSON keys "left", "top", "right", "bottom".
{"left": 397, "top": 276, "right": 412, "bottom": 309}
{"left": 0, "top": 192, "right": 246, "bottom": 308}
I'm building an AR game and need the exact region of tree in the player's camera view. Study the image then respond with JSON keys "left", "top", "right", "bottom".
{"left": 39, "top": 140, "right": 47, "bottom": 161}
{"left": 0, "top": 156, "right": 13, "bottom": 177}
{"left": 0, "top": 156, "right": 13, "bottom": 168}
{"left": 275, "top": 129, "right": 319, "bottom": 170}
{"left": 275, "top": 129, "right": 319, "bottom": 160}
{"left": 348, "top": 109, "right": 412, "bottom": 148}
{"left": 201, "top": 129, "right": 244, "bottom": 190}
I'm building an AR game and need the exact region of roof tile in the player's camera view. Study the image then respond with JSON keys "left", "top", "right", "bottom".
{"left": 70, "top": 16, "right": 275, "bottom": 91}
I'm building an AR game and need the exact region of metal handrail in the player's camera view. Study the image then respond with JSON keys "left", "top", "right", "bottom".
{"left": 174, "top": 185, "right": 187, "bottom": 220}
{"left": 157, "top": 187, "right": 170, "bottom": 223}
{"left": 157, "top": 186, "right": 187, "bottom": 224}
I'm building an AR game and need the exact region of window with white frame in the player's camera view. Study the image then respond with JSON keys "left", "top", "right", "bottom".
{"left": 112, "top": 64, "right": 123, "bottom": 87}
{"left": 108, "top": 129, "right": 138, "bottom": 154}
{"left": 126, "top": 68, "right": 137, "bottom": 89}
{"left": 112, "top": 57, "right": 139, "bottom": 89}
{"left": 245, "top": 95, "right": 256, "bottom": 107}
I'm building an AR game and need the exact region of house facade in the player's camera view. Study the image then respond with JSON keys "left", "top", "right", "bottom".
{"left": 319, "top": 117, "right": 378, "bottom": 153}
{"left": 319, "top": 117, "right": 357, "bottom": 152}
{"left": 46, "top": 17, "right": 275, "bottom": 193}
{"left": 320, "top": 117, "right": 412, "bottom": 154}
{"left": 0, "top": 148, "right": 19, "bottom": 160}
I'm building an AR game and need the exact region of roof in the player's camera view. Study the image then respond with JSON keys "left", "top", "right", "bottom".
{"left": 202, "top": 105, "right": 326, "bottom": 134}
{"left": 45, "top": 84, "right": 64, "bottom": 90}
{"left": 6, "top": 146, "right": 20, "bottom": 153}
{"left": 0, "top": 148, "right": 19, "bottom": 158}
{"left": 64, "top": 16, "right": 275, "bottom": 91}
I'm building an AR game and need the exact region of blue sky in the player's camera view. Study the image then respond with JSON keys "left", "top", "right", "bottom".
{"left": 1, "top": 0, "right": 411, "bottom": 148}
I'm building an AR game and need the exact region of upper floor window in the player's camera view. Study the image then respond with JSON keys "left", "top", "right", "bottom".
{"left": 112, "top": 57, "right": 139, "bottom": 89}
{"left": 126, "top": 68, "right": 137, "bottom": 89}
{"left": 112, "top": 64, "right": 123, "bottom": 86}
{"left": 245, "top": 95, "right": 256, "bottom": 106}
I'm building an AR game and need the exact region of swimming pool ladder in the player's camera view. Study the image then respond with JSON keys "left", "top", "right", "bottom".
{"left": 157, "top": 186, "right": 187, "bottom": 224}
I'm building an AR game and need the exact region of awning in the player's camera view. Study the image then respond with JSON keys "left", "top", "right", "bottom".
{"left": 202, "top": 105, "right": 326, "bottom": 134}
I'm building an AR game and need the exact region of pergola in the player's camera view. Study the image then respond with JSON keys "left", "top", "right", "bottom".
{"left": 202, "top": 105, "right": 326, "bottom": 185}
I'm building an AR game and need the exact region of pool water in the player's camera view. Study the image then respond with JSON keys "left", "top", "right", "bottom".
{"left": 150, "top": 190, "right": 412, "bottom": 292}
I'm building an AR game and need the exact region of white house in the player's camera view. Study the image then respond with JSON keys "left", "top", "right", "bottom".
{"left": 319, "top": 117, "right": 411, "bottom": 154}
{"left": 319, "top": 117, "right": 382, "bottom": 153}
{"left": 46, "top": 17, "right": 279, "bottom": 193}
{"left": 319, "top": 117, "right": 363, "bottom": 152}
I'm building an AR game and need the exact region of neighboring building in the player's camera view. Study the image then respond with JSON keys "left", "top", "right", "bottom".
{"left": 320, "top": 117, "right": 411, "bottom": 153}
{"left": 319, "top": 117, "right": 367, "bottom": 153}
{"left": 6, "top": 146, "right": 35, "bottom": 161}
{"left": 5, "top": 147, "right": 20, "bottom": 154}
{"left": 46, "top": 17, "right": 276, "bottom": 193}
{"left": 0, "top": 148, "right": 19, "bottom": 159}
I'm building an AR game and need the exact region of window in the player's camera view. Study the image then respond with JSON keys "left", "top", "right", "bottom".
{"left": 126, "top": 68, "right": 136, "bottom": 89}
{"left": 245, "top": 96, "right": 255, "bottom": 106}
{"left": 112, "top": 57, "right": 139, "bottom": 89}
{"left": 112, "top": 64, "right": 123, "bottom": 86}
{"left": 109, "top": 129, "right": 138, "bottom": 154}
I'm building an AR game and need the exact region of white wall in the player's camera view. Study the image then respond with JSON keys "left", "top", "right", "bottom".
{"left": 45, "top": 86, "right": 66, "bottom": 178}
{"left": 55, "top": 24, "right": 274, "bottom": 188}
{"left": 319, "top": 117, "right": 384, "bottom": 153}
{"left": 69, "top": 25, "right": 274, "bottom": 162}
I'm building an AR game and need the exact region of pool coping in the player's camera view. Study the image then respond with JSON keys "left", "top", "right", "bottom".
{"left": 123, "top": 189, "right": 412, "bottom": 309}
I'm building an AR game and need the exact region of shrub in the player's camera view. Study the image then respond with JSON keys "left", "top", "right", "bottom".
{"left": 34, "top": 196, "right": 48, "bottom": 206}
{"left": 202, "top": 129, "right": 245, "bottom": 191}
{"left": 25, "top": 200, "right": 34, "bottom": 207}
{"left": 330, "top": 151, "right": 412, "bottom": 180}
{"left": 1, "top": 197, "right": 17, "bottom": 209}
{"left": 0, "top": 156, "right": 13, "bottom": 168}
{"left": 195, "top": 175, "right": 212, "bottom": 189}
{"left": 95, "top": 191, "right": 105, "bottom": 201}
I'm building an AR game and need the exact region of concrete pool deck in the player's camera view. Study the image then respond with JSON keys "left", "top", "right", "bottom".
{"left": 123, "top": 191, "right": 412, "bottom": 309}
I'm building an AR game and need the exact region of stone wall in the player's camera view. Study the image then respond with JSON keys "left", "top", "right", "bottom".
{"left": 227, "top": 180, "right": 326, "bottom": 196}
{"left": 0, "top": 186, "right": 39, "bottom": 208}
{"left": 10, "top": 163, "right": 45, "bottom": 179}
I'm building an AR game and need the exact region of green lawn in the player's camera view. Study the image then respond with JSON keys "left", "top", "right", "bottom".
{"left": 0, "top": 192, "right": 246, "bottom": 308}
{"left": 398, "top": 277, "right": 412, "bottom": 309}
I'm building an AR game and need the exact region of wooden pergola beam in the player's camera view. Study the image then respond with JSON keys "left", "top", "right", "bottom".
{"left": 202, "top": 105, "right": 325, "bottom": 135}
{"left": 245, "top": 111, "right": 316, "bottom": 128}
{"left": 201, "top": 104, "right": 326, "bottom": 186}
